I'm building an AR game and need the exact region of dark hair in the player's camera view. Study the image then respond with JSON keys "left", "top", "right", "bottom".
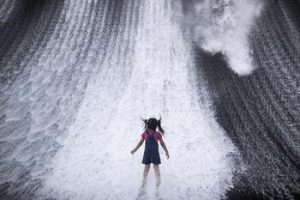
{"left": 141, "top": 117, "right": 165, "bottom": 135}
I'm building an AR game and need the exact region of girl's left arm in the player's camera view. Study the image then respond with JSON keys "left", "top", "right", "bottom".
{"left": 131, "top": 138, "right": 144, "bottom": 154}
{"left": 160, "top": 138, "right": 169, "bottom": 159}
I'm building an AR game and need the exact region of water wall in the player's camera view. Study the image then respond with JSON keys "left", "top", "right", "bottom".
{"left": 193, "top": 0, "right": 300, "bottom": 199}
{"left": 0, "top": 0, "right": 299, "bottom": 199}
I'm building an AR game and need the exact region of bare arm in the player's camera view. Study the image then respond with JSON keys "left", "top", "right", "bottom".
{"left": 160, "top": 138, "right": 169, "bottom": 159}
{"left": 131, "top": 138, "right": 144, "bottom": 154}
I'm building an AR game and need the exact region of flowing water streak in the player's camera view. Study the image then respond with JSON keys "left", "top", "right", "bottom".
{"left": 41, "top": 0, "right": 238, "bottom": 199}
{"left": 0, "top": 0, "right": 107, "bottom": 197}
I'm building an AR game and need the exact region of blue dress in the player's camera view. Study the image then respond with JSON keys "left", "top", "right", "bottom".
{"left": 142, "top": 131, "right": 161, "bottom": 165}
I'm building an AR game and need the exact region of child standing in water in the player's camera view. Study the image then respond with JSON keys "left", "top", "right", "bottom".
{"left": 131, "top": 117, "right": 169, "bottom": 186}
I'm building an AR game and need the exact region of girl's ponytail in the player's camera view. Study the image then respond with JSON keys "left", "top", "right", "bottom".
{"left": 157, "top": 119, "right": 165, "bottom": 135}
{"left": 141, "top": 118, "right": 148, "bottom": 130}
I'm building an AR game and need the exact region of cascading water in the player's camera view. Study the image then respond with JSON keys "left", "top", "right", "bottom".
{"left": 1, "top": 0, "right": 299, "bottom": 199}
{"left": 38, "top": 0, "right": 238, "bottom": 199}
{"left": 184, "top": 0, "right": 263, "bottom": 75}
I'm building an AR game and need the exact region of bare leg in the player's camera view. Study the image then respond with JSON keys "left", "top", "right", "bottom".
{"left": 153, "top": 165, "right": 161, "bottom": 186}
{"left": 143, "top": 164, "right": 151, "bottom": 186}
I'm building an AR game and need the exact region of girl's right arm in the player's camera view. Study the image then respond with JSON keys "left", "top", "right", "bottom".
{"left": 131, "top": 138, "right": 144, "bottom": 154}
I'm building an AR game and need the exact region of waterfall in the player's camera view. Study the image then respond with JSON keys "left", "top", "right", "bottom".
{"left": 1, "top": 0, "right": 299, "bottom": 199}
{"left": 39, "top": 0, "right": 238, "bottom": 199}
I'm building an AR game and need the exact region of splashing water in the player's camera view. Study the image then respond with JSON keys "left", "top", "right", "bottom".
{"left": 185, "top": 0, "right": 263, "bottom": 75}
{"left": 38, "top": 0, "right": 238, "bottom": 199}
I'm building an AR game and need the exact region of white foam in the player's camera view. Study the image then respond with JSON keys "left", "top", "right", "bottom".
{"left": 40, "top": 0, "right": 238, "bottom": 199}
{"left": 186, "top": 0, "right": 263, "bottom": 75}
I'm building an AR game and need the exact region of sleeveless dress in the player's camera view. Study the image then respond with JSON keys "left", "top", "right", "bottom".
{"left": 142, "top": 130, "right": 161, "bottom": 165}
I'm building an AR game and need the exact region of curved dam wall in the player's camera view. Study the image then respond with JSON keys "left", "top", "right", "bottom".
{"left": 0, "top": 0, "right": 299, "bottom": 199}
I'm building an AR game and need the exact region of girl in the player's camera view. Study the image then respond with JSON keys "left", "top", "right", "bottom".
{"left": 131, "top": 117, "right": 169, "bottom": 186}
